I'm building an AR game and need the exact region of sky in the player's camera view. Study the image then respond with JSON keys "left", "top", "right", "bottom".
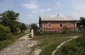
{"left": 0, "top": 0, "right": 85, "bottom": 24}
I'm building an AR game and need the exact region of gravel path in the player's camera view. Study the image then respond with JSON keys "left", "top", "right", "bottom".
{"left": 0, "top": 34, "right": 39, "bottom": 55}
{"left": 52, "top": 36, "right": 79, "bottom": 55}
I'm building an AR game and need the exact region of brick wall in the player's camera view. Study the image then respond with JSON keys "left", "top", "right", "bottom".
{"left": 41, "top": 21, "right": 75, "bottom": 31}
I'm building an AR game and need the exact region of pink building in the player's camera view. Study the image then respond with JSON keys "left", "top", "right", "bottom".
{"left": 39, "top": 15, "right": 76, "bottom": 31}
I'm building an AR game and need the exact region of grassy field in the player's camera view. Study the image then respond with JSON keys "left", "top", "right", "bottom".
{"left": 0, "top": 32, "right": 26, "bottom": 51}
{"left": 31, "top": 33, "right": 82, "bottom": 55}
{"left": 55, "top": 34, "right": 85, "bottom": 55}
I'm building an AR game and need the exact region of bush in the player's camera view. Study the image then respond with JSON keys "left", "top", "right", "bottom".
{"left": 36, "top": 29, "right": 45, "bottom": 36}
{"left": 61, "top": 26, "right": 69, "bottom": 34}
{"left": 0, "top": 25, "right": 12, "bottom": 40}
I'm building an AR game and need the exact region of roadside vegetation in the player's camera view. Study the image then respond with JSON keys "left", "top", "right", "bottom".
{"left": 55, "top": 34, "right": 85, "bottom": 55}
{"left": 0, "top": 32, "right": 25, "bottom": 51}
{"left": 0, "top": 10, "right": 27, "bottom": 50}
{"left": 29, "top": 33, "right": 82, "bottom": 55}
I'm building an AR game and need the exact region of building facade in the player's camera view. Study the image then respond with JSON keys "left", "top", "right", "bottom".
{"left": 39, "top": 15, "right": 76, "bottom": 31}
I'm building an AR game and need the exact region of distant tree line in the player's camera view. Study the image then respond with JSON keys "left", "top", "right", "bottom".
{"left": 0, "top": 10, "right": 27, "bottom": 40}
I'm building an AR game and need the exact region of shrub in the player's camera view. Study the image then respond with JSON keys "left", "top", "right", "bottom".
{"left": 0, "top": 25, "right": 12, "bottom": 40}
{"left": 59, "top": 42, "right": 77, "bottom": 55}
{"left": 36, "top": 29, "right": 45, "bottom": 35}
{"left": 62, "top": 26, "right": 69, "bottom": 34}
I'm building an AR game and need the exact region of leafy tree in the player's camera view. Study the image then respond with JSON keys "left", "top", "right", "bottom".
{"left": 0, "top": 24, "right": 12, "bottom": 40}
{"left": 19, "top": 23, "right": 27, "bottom": 32}
{"left": 30, "top": 23, "right": 38, "bottom": 29}
{"left": 0, "top": 10, "right": 19, "bottom": 21}
{"left": 30, "top": 23, "right": 38, "bottom": 36}
{"left": 0, "top": 10, "right": 19, "bottom": 33}
{"left": 80, "top": 17, "right": 85, "bottom": 26}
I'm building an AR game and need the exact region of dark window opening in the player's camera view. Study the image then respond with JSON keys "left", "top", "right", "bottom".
{"left": 48, "top": 22, "right": 51, "bottom": 28}
{"left": 60, "top": 24, "right": 62, "bottom": 27}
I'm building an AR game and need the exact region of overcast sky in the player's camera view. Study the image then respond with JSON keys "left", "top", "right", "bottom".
{"left": 0, "top": 0, "right": 85, "bottom": 24}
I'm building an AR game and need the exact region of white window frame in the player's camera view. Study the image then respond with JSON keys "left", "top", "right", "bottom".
{"left": 48, "top": 22, "right": 51, "bottom": 28}
{"left": 67, "top": 22, "right": 70, "bottom": 27}
{"left": 42, "top": 24, "right": 45, "bottom": 28}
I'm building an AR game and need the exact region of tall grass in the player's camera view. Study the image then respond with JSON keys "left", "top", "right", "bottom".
{"left": 31, "top": 33, "right": 82, "bottom": 55}
{"left": 55, "top": 35, "right": 85, "bottom": 55}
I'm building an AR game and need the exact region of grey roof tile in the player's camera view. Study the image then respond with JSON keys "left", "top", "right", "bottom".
{"left": 40, "top": 15, "right": 76, "bottom": 21}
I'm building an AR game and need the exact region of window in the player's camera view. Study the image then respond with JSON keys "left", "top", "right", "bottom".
{"left": 67, "top": 22, "right": 70, "bottom": 27}
{"left": 60, "top": 23, "right": 62, "bottom": 27}
{"left": 42, "top": 24, "right": 45, "bottom": 28}
{"left": 48, "top": 22, "right": 51, "bottom": 28}
{"left": 59, "top": 22, "right": 62, "bottom": 28}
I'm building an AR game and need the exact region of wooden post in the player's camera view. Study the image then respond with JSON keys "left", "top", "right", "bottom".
{"left": 31, "top": 29, "right": 34, "bottom": 37}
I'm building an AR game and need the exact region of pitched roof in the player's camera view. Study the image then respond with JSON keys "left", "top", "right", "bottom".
{"left": 40, "top": 15, "right": 76, "bottom": 21}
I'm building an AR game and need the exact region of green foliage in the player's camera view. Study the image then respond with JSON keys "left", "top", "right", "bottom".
{"left": 0, "top": 10, "right": 27, "bottom": 40}
{"left": 30, "top": 23, "right": 39, "bottom": 36}
{"left": 56, "top": 36, "right": 85, "bottom": 55}
{"left": 36, "top": 29, "right": 45, "bottom": 35}
{"left": 0, "top": 10, "right": 27, "bottom": 33}
{"left": 0, "top": 32, "right": 25, "bottom": 51}
{"left": 0, "top": 25, "right": 12, "bottom": 40}
{"left": 0, "top": 10, "right": 27, "bottom": 50}
{"left": 19, "top": 23, "right": 27, "bottom": 31}
{"left": 1, "top": 10, "right": 19, "bottom": 21}
{"left": 33, "top": 34, "right": 71, "bottom": 55}
{"left": 0, "top": 10, "right": 20, "bottom": 33}
{"left": 80, "top": 17, "right": 85, "bottom": 26}
{"left": 30, "top": 23, "right": 38, "bottom": 29}
{"left": 62, "top": 26, "right": 69, "bottom": 34}
{"left": 80, "top": 17, "right": 85, "bottom": 23}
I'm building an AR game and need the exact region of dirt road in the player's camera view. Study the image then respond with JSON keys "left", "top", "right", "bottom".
{"left": 0, "top": 34, "right": 39, "bottom": 55}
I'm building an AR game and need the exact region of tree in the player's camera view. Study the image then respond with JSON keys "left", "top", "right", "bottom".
{"left": 0, "top": 10, "right": 19, "bottom": 21}
{"left": 30, "top": 23, "right": 38, "bottom": 36}
{"left": 0, "top": 10, "right": 19, "bottom": 33}
{"left": 80, "top": 17, "right": 85, "bottom": 26}
{"left": 30, "top": 23, "right": 38, "bottom": 29}
{"left": 19, "top": 23, "right": 27, "bottom": 32}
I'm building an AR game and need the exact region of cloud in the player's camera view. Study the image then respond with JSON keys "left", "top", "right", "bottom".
{"left": 22, "top": 0, "right": 52, "bottom": 13}
{"left": 23, "top": 3, "right": 38, "bottom": 9}
{"left": 22, "top": 0, "right": 38, "bottom": 10}
{"left": 28, "top": 8, "right": 52, "bottom": 14}
{"left": 39, "top": 8, "right": 51, "bottom": 12}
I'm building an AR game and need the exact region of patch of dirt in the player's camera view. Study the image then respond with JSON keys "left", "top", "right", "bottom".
{"left": 0, "top": 34, "right": 40, "bottom": 55}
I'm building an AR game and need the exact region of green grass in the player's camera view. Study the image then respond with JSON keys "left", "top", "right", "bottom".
{"left": 0, "top": 32, "right": 26, "bottom": 51}
{"left": 30, "top": 33, "right": 82, "bottom": 55}
{"left": 55, "top": 35, "right": 85, "bottom": 55}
